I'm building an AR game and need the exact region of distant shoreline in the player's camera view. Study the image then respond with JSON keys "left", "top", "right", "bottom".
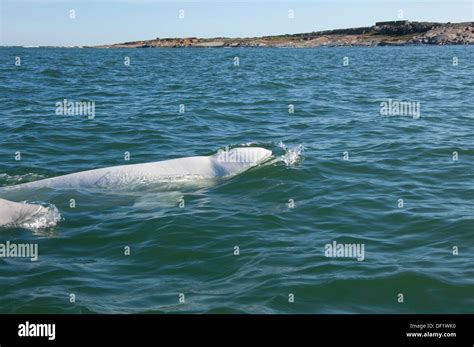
{"left": 2, "top": 21, "right": 473, "bottom": 49}
{"left": 92, "top": 21, "right": 473, "bottom": 49}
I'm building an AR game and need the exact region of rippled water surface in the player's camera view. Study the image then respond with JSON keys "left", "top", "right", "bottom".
{"left": 0, "top": 47, "right": 473, "bottom": 313}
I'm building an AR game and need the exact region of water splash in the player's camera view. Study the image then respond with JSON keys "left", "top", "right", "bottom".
{"left": 8, "top": 202, "right": 62, "bottom": 232}
{"left": 277, "top": 141, "right": 305, "bottom": 166}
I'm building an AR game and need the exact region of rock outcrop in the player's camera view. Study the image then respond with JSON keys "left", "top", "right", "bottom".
{"left": 410, "top": 24, "right": 474, "bottom": 45}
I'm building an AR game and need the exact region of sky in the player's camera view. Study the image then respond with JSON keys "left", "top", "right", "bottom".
{"left": 1, "top": 0, "right": 473, "bottom": 46}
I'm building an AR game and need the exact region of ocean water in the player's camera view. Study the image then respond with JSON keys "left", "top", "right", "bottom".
{"left": 0, "top": 46, "right": 472, "bottom": 313}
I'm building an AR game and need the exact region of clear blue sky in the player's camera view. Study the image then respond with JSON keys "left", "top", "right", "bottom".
{"left": 1, "top": 0, "right": 473, "bottom": 46}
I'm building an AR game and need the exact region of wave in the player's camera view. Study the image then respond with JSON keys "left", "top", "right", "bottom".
{"left": 0, "top": 173, "right": 46, "bottom": 186}
{"left": 40, "top": 68, "right": 62, "bottom": 78}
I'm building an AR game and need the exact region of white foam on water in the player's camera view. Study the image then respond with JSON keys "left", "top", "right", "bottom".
{"left": 277, "top": 141, "right": 305, "bottom": 166}
{"left": 0, "top": 173, "right": 46, "bottom": 185}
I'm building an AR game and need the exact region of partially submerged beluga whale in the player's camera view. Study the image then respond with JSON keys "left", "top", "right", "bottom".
{"left": 0, "top": 198, "right": 53, "bottom": 228}
{"left": 0, "top": 147, "right": 272, "bottom": 228}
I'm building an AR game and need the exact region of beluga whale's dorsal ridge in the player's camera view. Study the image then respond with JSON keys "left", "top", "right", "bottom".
{"left": 1, "top": 147, "right": 272, "bottom": 191}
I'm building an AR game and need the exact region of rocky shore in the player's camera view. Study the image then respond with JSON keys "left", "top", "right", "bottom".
{"left": 95, "top": 21, "right": 474, "bottom": 48}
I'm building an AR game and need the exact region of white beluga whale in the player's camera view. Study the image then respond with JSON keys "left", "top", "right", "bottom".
{"left": 0, "top": 147, "right": 272, "bottom": 228}
{"left": 2, "top": 147, "right": 272, "bottom": 191}
{"left": 0, "top": 198, "right": 57, "bottom": 229}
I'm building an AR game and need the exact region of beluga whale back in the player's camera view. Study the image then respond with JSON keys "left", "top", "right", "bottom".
{"left": 2, "top": 147, "right": 272, "bottom": 191}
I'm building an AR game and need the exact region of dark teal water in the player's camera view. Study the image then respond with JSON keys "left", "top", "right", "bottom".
{"left": 0, "top": 47, "right": 472, "bottom": 313}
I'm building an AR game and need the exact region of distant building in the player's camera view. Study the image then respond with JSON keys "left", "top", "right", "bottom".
{"left": 375, "top": 20, "right": 410, "bottom": 26}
